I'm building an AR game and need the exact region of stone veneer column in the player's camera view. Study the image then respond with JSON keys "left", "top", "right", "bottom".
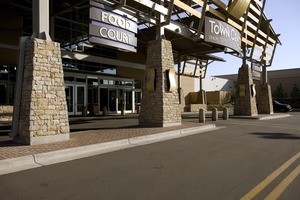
{"left": 139, "top": 39, "right": 181, "bottom": 127}
{"left": 234, "top": 64, "right": 258, "bottom": 116}
{"left": 257, "top": 84, "right": 274, "bottom": 114}
{"left": 14, "top": 38, "right": 70, "bottom": 145}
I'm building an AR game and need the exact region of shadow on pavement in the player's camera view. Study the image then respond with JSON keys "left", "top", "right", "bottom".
{"left": 70, "top": 124, "right": 141, "bottom": 132}
{"left": 250, "top": 132, "right": 300, "bottom": 140}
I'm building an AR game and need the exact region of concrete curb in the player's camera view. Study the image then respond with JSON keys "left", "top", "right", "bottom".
{"left": 0, "top": 124, "right": 219, "bottom": 175}
{"left": 257, "top": 114, "right": 291, "bottom": 120}
{"left": 230, "top": 114, "right": 291, "bottom": 120}
{"left": 0, "top": 155, "right": 40, "bottom": 175}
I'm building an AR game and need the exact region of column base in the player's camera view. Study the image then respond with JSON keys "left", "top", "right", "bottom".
{"left": 234, "top": 65, "right": 258, "bottom": 116}
{"left": 14, "top": 134, "right": 69, "bottom": 145}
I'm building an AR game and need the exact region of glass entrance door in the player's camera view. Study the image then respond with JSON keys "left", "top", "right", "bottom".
{"left": 75, "top": 85, "right": 86, "bottom": 115}
{"left": 125, "top": 90, "right": 133, "bottom": 111}
{"left": 117, "top": 90, "right": 133, "bottom": 112}
{"left": 65, "top": 85, "right": 74, "bottom": 115}
{"left": 99, "top": 88, "right": 118, "bottom": 114}
{"left": 109, "top": 89, "right": 117, "bottom": 112}
{"left": 100, "top": 88, "right": 108, "bottom": 113}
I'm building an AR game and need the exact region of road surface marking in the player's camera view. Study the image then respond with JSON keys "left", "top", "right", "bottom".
{"left": 264, "top": 164, "right": 300, "bottom": 200}
{"left": 240, "top": 152, "right": 300, "bottom": 200}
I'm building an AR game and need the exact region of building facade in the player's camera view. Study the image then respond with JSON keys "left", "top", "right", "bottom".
{"left": 0, "top": 0, "right": 281, "bottom": 144}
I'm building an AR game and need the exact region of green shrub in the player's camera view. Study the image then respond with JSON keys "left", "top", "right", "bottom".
{"left": 207, "top": 103, "right": 233, "bottom": 111}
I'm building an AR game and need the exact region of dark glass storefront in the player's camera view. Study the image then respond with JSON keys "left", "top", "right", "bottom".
{"left": 63, "top": 58, "right": 142, "bottom": 115}
{"left": 0, "top": 65, "right": 16, "bottom": 105}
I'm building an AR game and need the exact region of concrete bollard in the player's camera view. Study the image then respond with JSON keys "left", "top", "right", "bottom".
{"left": 223, "top": 108, "right": 229, "bottom": 120}
{"left": 199, "top": 109, "right": 205, "bottom": 123}
{"left": 212, "top": 108, "right": 218, "bottom": 121}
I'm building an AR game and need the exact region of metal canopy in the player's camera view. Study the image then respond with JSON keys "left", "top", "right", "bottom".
{"left": 0, "top": 0, "right": 281, "bottom": 69}
{"left": 179, "top": 54, "right": 225, "bottom": 78}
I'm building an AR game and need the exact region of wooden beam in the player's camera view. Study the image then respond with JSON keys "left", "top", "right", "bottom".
{"left": 253, "top": 0, "right": 263, "bottom": 8}
{"left": 249, "top": 3, "right": 261, "bottom": 15}
{"left": 173, "top": 0, "right": 202, "bottom": 19}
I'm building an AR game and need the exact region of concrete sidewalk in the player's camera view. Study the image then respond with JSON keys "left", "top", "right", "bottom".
{"left": 0, "top": 116, "right": 219, "bottom": 175}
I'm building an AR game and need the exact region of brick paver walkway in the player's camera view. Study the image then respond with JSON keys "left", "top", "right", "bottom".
{"left": 0, "top": 120, "right": 202, "bottom": 160}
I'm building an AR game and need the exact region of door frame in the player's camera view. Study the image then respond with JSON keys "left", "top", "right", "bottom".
{"left": 65, "top": 83, "right": 87, "bottom": 116}
{"left": 75, "top": 84, "right": 86, "bottom": 115}
{"left": 65, "top": 84, "right": 75, "bottom": 115}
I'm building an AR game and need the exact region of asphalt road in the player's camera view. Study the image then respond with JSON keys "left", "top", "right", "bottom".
{"left": 0, "top": 112, "right": 299, "bottom": 200}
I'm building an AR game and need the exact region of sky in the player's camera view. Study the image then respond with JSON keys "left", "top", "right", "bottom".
{"left": 206, "top": 0, "right": 300, "bottom": 76}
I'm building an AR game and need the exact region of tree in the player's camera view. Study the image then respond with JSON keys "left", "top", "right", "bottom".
{"left": 273, "top": 83, "right": 287, "bottom": 100}
{"left": 291, "top": 84, "right": 300, "bottom": 101}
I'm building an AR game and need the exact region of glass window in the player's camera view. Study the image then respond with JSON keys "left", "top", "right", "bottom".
{"left": 102, "top": 80, "right": 109, "bottom": 85}
{"left": 109, "top": 80, "right": 114, "bottom": 85}
{"left": 88, "top": 77, "right": 98, "bottom": 86}
{"left": 124, "top": 81, "right": 133, "bottom": 87}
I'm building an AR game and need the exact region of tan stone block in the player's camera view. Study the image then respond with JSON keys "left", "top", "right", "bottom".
{"left": 37, "top": 99, "right": 49, "bottom": 110}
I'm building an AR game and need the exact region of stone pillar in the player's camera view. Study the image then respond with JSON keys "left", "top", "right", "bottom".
{"left": 14, "top": 38, "right": 70, "bottom": 145}
{"left": 257, "top": 84, "right": 274, "bottom": 114}
{"left": 234, "top": 64, "right": 258, "bottom": 116}
{"left": 139, "top": 39, "right": 181, "bottom": 127}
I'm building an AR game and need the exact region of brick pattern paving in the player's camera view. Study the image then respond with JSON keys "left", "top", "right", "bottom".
{"left": 0, "top": 122, "right": 201, "bottom": 160}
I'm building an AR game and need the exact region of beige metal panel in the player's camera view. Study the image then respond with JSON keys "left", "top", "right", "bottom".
{"left": 146, "top": 68, "right": 155, "bottom": 92}
{"left": 227, "top": 0, "right": 251, "bottom": 19}
{"left": 167, "top": 69, "right": 177, "bottom": 92}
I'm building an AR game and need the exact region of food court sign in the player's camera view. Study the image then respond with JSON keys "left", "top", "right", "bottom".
{"left": 205, "top": 17, "right": 241, "bottom": 53}
{"left": 89, "top": 1, "right": 138, "bottom": 52}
